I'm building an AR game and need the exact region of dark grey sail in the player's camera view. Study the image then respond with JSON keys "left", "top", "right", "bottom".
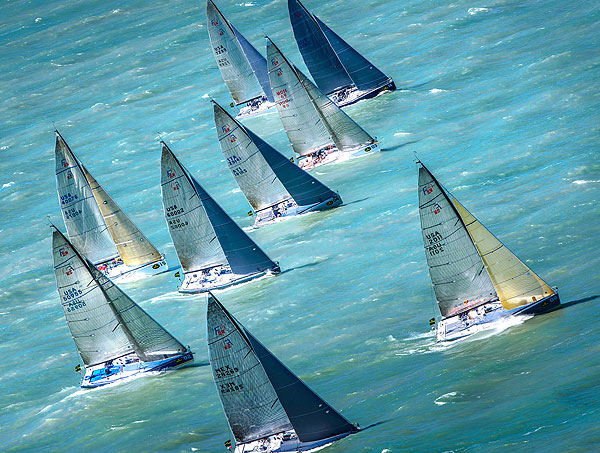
{"left": 161, "top": 143, "right": 277, "bottom": 276}
{"left": 288, "top": 0, "right": 351, "bottom": 95}
{"left": 52, "top": 228, "right": 186, "bottom": 366}
{"left": 418, "top": 164, "right": 498, "bottom": 317}
{"left": 313, "top": 16, "right": 389, "bottom": 92}
{"left": 207, "top": 294, "right": 357, "bottom": 445}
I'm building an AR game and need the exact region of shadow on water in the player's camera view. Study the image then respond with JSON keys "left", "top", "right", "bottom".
{"left": 342, "top": 196, "right": 370, "bottom": 207}
{"left": 399, "top": 81, "right": 433, "bottom": 90}
{"left": 359, "top": 419, "right": 391, "bottom": 432}
{"left": 381, "top": 140, "right": 421, "bottom": 152}
{"left": 279, "top": 259, "right": 328, "bottom": 275}
{"left": 186, "top": 361, "right": 210, "bottom": 368}
{"left": 549, "top": 295, "right": 599, "bottom": 312}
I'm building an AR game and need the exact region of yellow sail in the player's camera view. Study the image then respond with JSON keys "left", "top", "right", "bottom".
{"left": 83, "top": 166, "right": 161, "bottom": 267}
{"left": 452, "top": 198, "right": 555, "bottom": 310}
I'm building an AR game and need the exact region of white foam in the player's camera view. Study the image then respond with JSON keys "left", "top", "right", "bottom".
{"left": 468, "top": 7, "right": 489, "bottom": 15}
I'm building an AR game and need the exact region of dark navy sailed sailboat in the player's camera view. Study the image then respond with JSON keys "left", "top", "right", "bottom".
{"left": 288, "top": 0, "right": 395, "bottom": 107}
{"left": 417, "top": 162, "right": 560, "bottom": 342}
{"left": 52, "top": 227, "right": 193, "bottom": 388}
{"left": 207, "top": 0, "right": 275, "bottom": 118}
{"left": 212, "top": 100, "right": 342, "bottom": 227}
{"left": 160, "top": 142, "right": 280, "bottom": 293}
{"left": 207, "top": 293, "right": 360, "bottom": 452}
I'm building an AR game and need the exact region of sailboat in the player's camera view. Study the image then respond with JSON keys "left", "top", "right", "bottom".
{"left": 417, "top": 162, "right": 560, "bottom": 342}
{"left": 54, "top": 131, "right": 168, "bottom": 283}
{"left": 160, "top": 141, "right": 280, "bottom": 293}
{"left": 52, "top": 227, "right": 194, "bottom": 388}
{"left": 267, "top": 37, "right": 378, "bottom": 170}
{"left": 212, "top": 100, "right": 343, "bottom": 227}
{"left": 207, "top": 0, "right": 275, "bottom": 118}
{"left": 207, "top": 293, "right": 360, "bottom": 452}
{"left": 288, "top": 0, "right": 395, "bottom": 108}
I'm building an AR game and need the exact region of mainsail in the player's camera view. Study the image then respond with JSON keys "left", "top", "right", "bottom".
{"left": 418, "top": 165, "right": 498, "bottom": 317}
{"left": 298, "top": 69, "right": 374, "bottom": 151}
{"left": 207, "top": 294, "right": 356, "bottom": 444}
{"left": 54, "top": 132, "right": 118, "bottom": 265}
{"left": 452, "top": 199, "right": 556, "bottom": 310}
{"left": 207, "top": 0, "right": 272, "bottom": 104}
{"left": 82, "top": 166, "right": 161, "bottom": 267}
{"left": 213, "top": 101, "right": 339, "bottom": 211}
{"left": 207, "top": 294, "right": 292, "bottom": 443}
{"left": 160, "top": 143, "right": 277, "bottom": 276}
{"left": 287, "top": 0, "right": 350, "bottom": 95}
{"left": 267, "top": 37, "right": 332, "bottom": 157}
{"left": 288, "top": 0, "right": 390, "bottom": 94}
{"left": 52, "top": 229, "right": 186, "bottom": 367}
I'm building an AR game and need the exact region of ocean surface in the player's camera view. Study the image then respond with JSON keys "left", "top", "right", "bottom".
{"left": 1, "top": 0, "right": 598, "bottom": 451}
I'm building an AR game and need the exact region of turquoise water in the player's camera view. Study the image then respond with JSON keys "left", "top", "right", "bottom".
{"left": 1, "top": 0, "right": 599, "bottom": 451}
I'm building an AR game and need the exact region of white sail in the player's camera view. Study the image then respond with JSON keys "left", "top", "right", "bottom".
{"left": 267, "top": 37, "right": 332, "bottom": 157}
{"left": 160, "top": 145, "right": 228, "bottom": 273}
{"left": 82, "top": 166, "right": 162, "bottom": 267}
{"left": 452, "top": 198, "right": 556, "bottom": 310}
{"left": 298, "top": 69, "right": 374, "bottom": 151}
{"left": 53, "top": 229, "right": 186, "bottom": 366}
{"left": 54, "top": 132, "right": 118, "bottom": 265}
{"left": 214, "top": 102, "right": 291, "bottom": 211}
{"left": 418, "top": 165, "right": 498, "bottom": 317}
{"left": 207, "top": 295, "right": 292, "bottom": 444}
{"left": 207, "top": 0, "right": 264, "bottom": 105}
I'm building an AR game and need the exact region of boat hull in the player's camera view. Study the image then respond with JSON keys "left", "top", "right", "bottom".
{"left": 178, "top": 267, "right": 280, "bottom": 293}
{"left": 102, "top": 256, "right": 169, "bottom": 283}
{"left": 81, "top": 351, "right": 194, "bottom": 389}
{"left": 236, "top": 99, "right": 277, "bottom": 119}
{"left": 235, "top": 429, "right": 354, "bottom": 453}
{"left": 298, "top": 142, "right": 379, "bottom": 171}
{"left": 330, "top": 79, "right": 396, "bottom": 108}
{"left": 436, "top": 293, "right": 561, "bottom": 342}
{"left": 253, "top": 195, "right": 342, "bottom": 228}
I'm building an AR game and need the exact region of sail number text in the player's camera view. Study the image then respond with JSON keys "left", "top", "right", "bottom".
{"left": 63, "top": 288, "right": 86, "bottom": 312}
{"left": 425, "top": 231, "right": 445, "bottom": 256}
{"left": 220, "top": 381, "right": 244, "bottom": 393}
{"left": 60, "top": 193, "right": 79, "bottom": 205}
{"left": 215, "top": 365, "right": 239, "bottom": 379}
{"left": 165, "top": 204, "right": 185, "bottom": 217}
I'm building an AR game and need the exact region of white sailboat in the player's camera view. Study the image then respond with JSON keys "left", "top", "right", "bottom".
{"left": 212, "top": 100, "right": 342, "bottom": 227}
{"left": 418, "top": 162, "right": 560, "bottom": 342}
{"left": 160, "top": 141, "right": 280, "bottom": 293}
{"left": 267, "top": 37, "right": 378, "bottom": 170}
{"left": 52, "top": 227, "right": 193, "bottom": 388}
{"left": 288, "top": 0, "right": 396, "bottom": 107}
{"left": 207, "top": 0, "right": 275, "bottom": 118}
{"left": 54, "top": 131, "right": 168, "bottom": 283}
{"left": 207, "top": 293, "right": 360, "bottom": 452}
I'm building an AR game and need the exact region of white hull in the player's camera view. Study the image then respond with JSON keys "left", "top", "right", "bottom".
{"left": 81, "top": 350, "right": 194, "bottom": 389}
{"left": 178, "top": 265, "right": 279, "bottom": 293}
{"left": 100, "top": 256, "right": 169, "bottom": 283}
{"left": 298, "top": 142, "right": 379, "bottom": 171}
{"left": 236, "top": 98, "right": 277, "bottom": 119}
{"left": 253, "top": 196, "right": 342, "bottom": 228}
{"left": 235, "top": 429, "right": 352, "bottom": 453}
{"left": 436, "top": 301, "right": 510, "bottom": 342}
{"left": 329, "top": 79, "right": 395, "bottom": 108}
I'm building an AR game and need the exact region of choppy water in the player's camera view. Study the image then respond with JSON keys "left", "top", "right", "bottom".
{"left": 1, "top": 0, "right": 599, "bottom": 451}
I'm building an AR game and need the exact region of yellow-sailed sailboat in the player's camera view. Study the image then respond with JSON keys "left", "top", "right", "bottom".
{"left": 417, "top": 162, "right": 560, "bottom": 342}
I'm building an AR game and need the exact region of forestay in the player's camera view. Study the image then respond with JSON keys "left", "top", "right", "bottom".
{"left": 418, "top": 165, "right": 497, "bottom": 317}
{"left": 314, "top": 16, "right": 389, "bottom": 92}
{"left": 83, "top": 166, "right": 161, "bottom": 267}
{"left": 207, "top": 0, "right": 266, "bottom": 105}
{"left": 288, "top": 0, "right": 351, "bottom": 95}
{"left": 298, "top": 69, "right": 374, "bottom": 152}
{"left": 207, "top": 295, "right": 293, "bottom": 444}
{"left": 54, "top": 132, "right": 118, "bottom": 265}
{"left": 267, "top": 37, "right": 332, "bottom": 157}
{"left": 53, "top": 230, "right": 185, "bottom": 366}
{"left": 161, "top": 144, "right": 228, "bottom": 273}
{"left": 452, "top": 199, "right": 555, "bottom": 310}
{"left": 213, "top": 102, "right": 291, "bottom": 211}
